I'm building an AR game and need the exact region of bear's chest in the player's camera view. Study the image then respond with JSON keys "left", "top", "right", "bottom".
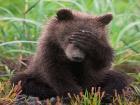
{"left": 69, "top": 62, "right": 85, "bottom": 82}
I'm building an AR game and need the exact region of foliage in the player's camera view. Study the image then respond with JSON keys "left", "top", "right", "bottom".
{"left": 0, "top": 82, "right": 140, "bottom": 105}
{"left": 0, "top": 0, "right": 140, "bottom": 104}
{"left": 0, "top": 81, "right": 21, "bottom": 104}
{"left": 0, "top": 0, "right": 140, "bottom": 65}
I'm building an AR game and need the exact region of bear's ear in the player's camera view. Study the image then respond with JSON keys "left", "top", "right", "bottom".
{"left": 56, "top": 9, "right": 73, "bottom": 21}
{"left": 97, "top": 13, "right": 113, "bottom": 25}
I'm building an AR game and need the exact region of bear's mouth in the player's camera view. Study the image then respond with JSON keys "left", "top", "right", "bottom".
{"left": 65, "top": 44, "right": 85, "bottom": 62}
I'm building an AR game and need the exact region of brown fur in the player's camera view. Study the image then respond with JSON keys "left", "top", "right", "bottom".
{"left": 11, "top": 9, "right": 130, "bottom": 103}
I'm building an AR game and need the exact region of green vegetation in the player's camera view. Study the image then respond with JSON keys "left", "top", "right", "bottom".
{"left": 0, "top": 0, "right": 140, "bottom": 104}
{"left": 0, "top": 82, "right": 139, "bottom": 105}
{"left": 0, "top": 0, "right": 140, "bottom": 64}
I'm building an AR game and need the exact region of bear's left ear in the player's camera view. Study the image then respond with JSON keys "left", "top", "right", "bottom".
{"left": 56, "top": 9, "right": 73, "bottom": 21}
{"left": 96, "top": 13, "right": 113, "bottom": 25}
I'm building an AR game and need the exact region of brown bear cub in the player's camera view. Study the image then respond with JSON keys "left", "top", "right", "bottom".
{"left": 11, "top": 9, "right": 130, "bottom": 103}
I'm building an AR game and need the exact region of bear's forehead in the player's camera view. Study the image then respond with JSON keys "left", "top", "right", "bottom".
{"left": 61, "top": 18, "right": 101, "bottom": 30}
{"left": 57, "top": 21, "right": 102, "bottom": 37}
{"left": 60, "top": 14, "right": 100, "bottom": 28}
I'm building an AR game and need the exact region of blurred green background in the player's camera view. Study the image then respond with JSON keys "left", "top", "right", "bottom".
{"left": 0, "top": 0, "right": 140, "bottom": 68}
{"left": 0, "top": 1, "right": 140, "bottom": 104}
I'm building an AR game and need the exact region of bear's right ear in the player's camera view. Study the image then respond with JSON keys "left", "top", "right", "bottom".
{"left": 56, "top": 9, "right": 73, "bottom": 21}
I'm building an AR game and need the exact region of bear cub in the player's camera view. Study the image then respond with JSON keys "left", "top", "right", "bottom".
{"left": 11, "top": 9, "right": 130, "bottom": 103}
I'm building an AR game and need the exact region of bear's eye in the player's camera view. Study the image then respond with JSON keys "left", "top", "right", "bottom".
{"left": 79, "top": 30, "right": 90, "bottom": 33}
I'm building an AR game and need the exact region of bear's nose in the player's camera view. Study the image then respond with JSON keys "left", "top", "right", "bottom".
{"left": 65, "top": 44, "right": 85, "bottom": 62}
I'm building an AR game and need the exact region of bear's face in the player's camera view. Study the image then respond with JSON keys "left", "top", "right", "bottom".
{"left": 49, "top": 9, "right": 113, "bottom": 62}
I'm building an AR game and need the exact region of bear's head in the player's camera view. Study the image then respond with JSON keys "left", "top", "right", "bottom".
{"left": 47, "top": 9, "right": 113, "bottom": 63}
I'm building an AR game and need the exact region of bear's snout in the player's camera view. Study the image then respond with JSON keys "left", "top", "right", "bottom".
{"left": 65, "top": 44, "right": 85, "bottom": 62}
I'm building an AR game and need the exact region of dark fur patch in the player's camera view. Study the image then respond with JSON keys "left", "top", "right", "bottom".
{"left": 56, "top": 9, "right": 73, "bottom": 20}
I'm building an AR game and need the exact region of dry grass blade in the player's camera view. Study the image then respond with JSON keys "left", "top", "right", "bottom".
{"left": 0, "top": 81, "right": 22, "bottom": 105}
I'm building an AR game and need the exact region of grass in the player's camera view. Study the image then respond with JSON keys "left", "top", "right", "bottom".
{"left": 0, "top": 81, "right": 21, "bottom": 104}
{"left": 0, "top": 0, "right": 140, "bottom": 104}
{"left": 0, "top": 0, "right": 140, "bottom": 65}
{"left": 0, "top": 81, "right": 139, "bottom": 105}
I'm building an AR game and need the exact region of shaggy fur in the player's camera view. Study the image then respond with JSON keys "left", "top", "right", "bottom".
{"left": 11, "top": 9, "right": 130, "bottom": 103}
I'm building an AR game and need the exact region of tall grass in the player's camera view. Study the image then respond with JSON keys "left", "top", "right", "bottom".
{"left": 0, "top": 0, "right": 140, "bottom": 66}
